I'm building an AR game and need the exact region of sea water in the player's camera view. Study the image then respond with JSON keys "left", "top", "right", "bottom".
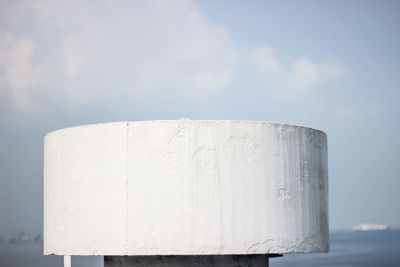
{"left": 272, "top": 229, "right": 400, "bottom": 267}
{"left": 1, "top": 230, "right": 399, "bottom": 267}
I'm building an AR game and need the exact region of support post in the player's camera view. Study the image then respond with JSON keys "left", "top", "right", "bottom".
{"left": 64, "top": 256, "right": 71, "bottom": 267}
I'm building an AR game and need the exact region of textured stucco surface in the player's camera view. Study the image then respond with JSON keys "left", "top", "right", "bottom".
{"left": 44, "top": 119, "right": 328, "bottom": 255}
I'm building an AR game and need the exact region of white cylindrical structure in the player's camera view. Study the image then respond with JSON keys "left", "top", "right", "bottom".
{"left": 44, "top": 120, "right": 328, "bottom": 256}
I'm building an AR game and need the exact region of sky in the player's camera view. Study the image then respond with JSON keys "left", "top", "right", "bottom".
{"left": 0, "top": 0, "right": 399, "bottom": 234}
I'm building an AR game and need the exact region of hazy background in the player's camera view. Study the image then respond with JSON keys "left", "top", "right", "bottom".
{"left": 1, "top": 0, "right": 399, "bottom": 236}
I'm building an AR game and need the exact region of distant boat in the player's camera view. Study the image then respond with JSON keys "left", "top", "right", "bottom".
{"left": 352, "top": 223, "right": 389, "bottom": 231}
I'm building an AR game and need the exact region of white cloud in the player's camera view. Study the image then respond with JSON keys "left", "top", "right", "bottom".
{"left": 62, "top": 39, "right": 83, "bottom": 78}
{"left": 0, "top": 0, "right": 237, "bottom": 110}
{"left": 0, "top": 34, "right": 39, "bottom": 108}
{"left": 0, "top": 0, "right": 344, "bottom": 112}
{"left": 251, "top": 46, "right": 345, "bottom": 98}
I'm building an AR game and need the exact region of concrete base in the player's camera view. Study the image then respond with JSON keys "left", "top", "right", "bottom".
{"left": 104, "top": 254, "right": 278, "bottom": 266}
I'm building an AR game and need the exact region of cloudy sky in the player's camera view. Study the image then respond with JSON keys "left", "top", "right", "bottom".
{"left": 1, "top": 0, "right": 399, "bottom": 234}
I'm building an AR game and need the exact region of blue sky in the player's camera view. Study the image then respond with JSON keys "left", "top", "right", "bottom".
{"left": 0, "top": 0, "right": 399, "bottom": 234}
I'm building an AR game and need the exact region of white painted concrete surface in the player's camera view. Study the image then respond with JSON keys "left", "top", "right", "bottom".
{"left": 44, "top": 120, "right": 328, "bottom": 256}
